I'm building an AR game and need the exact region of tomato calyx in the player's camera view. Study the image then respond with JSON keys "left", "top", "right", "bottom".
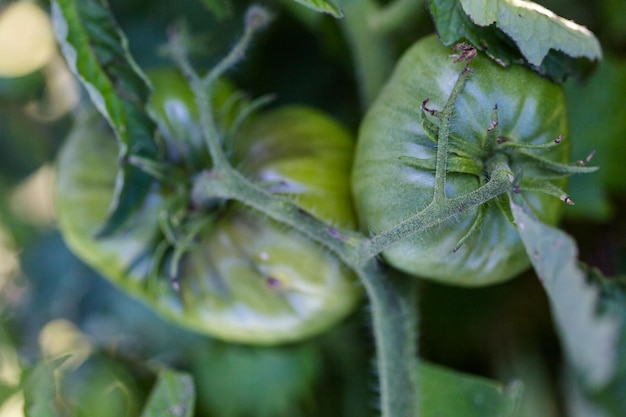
{"left": 398, "top": 49, "right": 598, "bottom": 250}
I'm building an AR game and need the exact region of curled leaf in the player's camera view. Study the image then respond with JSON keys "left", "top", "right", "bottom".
{"left": 427, "top": 0, "right": 602, "bottom": 81}
{"left": 52, "top": 0, "right": 159, "bottom": 236}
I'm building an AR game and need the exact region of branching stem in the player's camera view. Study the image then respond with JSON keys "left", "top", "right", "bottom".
{"left": 434, "top": 66, "right": 473, "bottom": 202}
{"left": 357, "top": 156, "right": 513, "bottom": 262}
{"left": 180, "top": 8, "right": 510, "bottom": 417}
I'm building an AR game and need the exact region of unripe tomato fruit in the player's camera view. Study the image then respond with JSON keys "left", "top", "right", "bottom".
{"left": 55, "top": 70, "right": 360, "bottom": 344}
{"left": 352, "top": 35, "right": 570, "bottom": 286}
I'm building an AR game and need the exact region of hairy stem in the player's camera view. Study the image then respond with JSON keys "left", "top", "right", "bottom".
{"left": 168, "top": 7, "right": 270, "bottom": 170}
{"left": 358, "top": 264, "right": 420, "bottom": 417}
{"left": 184, "top": 8, "right": 506, "bottom": 417}
{"left": 433, "top": 66, "right": 473, "bottom": 202}
{"left": 192, "top": 164, "right": 420, "bottom": 417}
{"left": 191, "top": 166, "right": 359, "bottom": 262}
{"left": 358, "top": 156, "right": 514, "bottom": 262}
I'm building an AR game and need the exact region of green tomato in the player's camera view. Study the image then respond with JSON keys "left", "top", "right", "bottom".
{"left": 55, "top": 70, "right": 360, "bottom": 345}
{"left": 352, "top": 35, "right": 570, "bottom": 286}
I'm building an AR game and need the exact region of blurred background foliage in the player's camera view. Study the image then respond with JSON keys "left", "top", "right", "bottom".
{"left": 0, "top": 0, "right": 625, "bottom": 416}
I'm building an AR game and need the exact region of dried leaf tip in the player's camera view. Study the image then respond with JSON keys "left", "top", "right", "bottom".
{"left": 576, "top": 150, "right": 596, "bottom": 166}
{"left": 450, "top": 42, "right": 477, "bottom": 64}
{"left": 245, "top": 5, "right": 273, "bottom": 32}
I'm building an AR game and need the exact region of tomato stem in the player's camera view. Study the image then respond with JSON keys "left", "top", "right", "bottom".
{"left": 166, "top": 7, "right": 271, "bottom": 172}
{"left": 358, "top": 155, "right": 514, "bottom": 262}
{"left": 191, "top": 166, "right": 359, "bottom": 262}
{"left": 356, "top": 265, "right": 420, "bottom": 417}
{"left": 184, "top": 7, "right": 423, "bottom": 416}
{"left": 192, "top": 167, "right": 421, "bottom": 417}
{"left": 433, "top": 65, "right": 473, "bottom": 203}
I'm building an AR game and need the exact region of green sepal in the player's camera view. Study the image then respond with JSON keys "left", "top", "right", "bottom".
{"left": 497, "top": 135, "right": 564, "bottom": 150}
{"left": 401, "top": 155, "right": 483, "bottom": 176}
{"left": 495, "top": 194, "right": 515, "bottom": 225}
{"left": 519, "top": 176, "right": 574, "bottom": 205}
{"left": 482, "top": 105, "right": 499, "bottom": 152}
{"left": 453, "top": 202, "right": 487, "bottom": 252}
{"left": 516, "top": 150, "right": 599, "bottom": 175}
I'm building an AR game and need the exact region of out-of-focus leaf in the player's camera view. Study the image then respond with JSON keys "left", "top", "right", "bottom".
{"left": 292, "top": 0, "right": 343, "bottom": 18}
{"left": 51, "top": 0, "right": 158, "bottom": 236}
{"left": 21, "top": 359, "right": 61, "bottom": 417}
{"left": 61, "top": 356, "right": 145, "bottom": 417}
{"left": 196, "top": 0, "right": 232, "bottom": 19}
{"left": 565, "top": 56, "right": 626, "bottom": 221}
{"left": 140, "top": 369, "right": 194, "bottom": 417}
{"left": 563, "top": 368, "right": 611, "bottom": 417}
{"left": 600, "top": 0, "right": 626, "bottom": 44}
{"left": 426, "top": 0, "right": 602, "bottom": 82}
{"left": 511, "top": 200, "right": 626, "bottom": 409}
{"left": 419, "top": 362, "right": 522, "bottom": 417}
{"left": 191, "top": 341, "right": 321, "bottom": 417}
{"left": 19, "top": 330, "right": 145, "bottom": 417}
{"left": 583, "top": 271, "right": 626, "bottom": 416}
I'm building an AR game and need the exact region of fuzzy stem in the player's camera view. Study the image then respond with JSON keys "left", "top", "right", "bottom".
{"left": 168, "top": 7, "right": 270, "bottom": 170}
{"left": 191, "top": 166, "right": 359, "bottom": 261}
{"left": 185, "top": 7, "right": 497, "bottom": 417}
{"left": 433, "top": 66, "right": 473, "bottom": 202}
{"left": 191, "top": 166, "right": 420, "bottom": 417}
{"left": 357, "top": 264, "right": 420, "bottom": 417}
{"left": 358, "top": 155, "right": 514, "bottom": 262}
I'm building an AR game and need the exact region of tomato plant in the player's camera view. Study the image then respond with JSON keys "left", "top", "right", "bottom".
{"left": 2, "top": 0, "right": 625, "bottom": 416}
{"left": 54, "top": 69, "right": 361, "bottom": 345}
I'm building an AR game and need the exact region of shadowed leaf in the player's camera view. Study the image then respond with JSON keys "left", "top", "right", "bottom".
{"left": 427, "top": 0, "right": 602, "bottom": 81}
{"left": 140, "top": 369, "right": 195, "bottom": 417}
{"left": 511, "top": 199, "right": 626, "bottom": 415}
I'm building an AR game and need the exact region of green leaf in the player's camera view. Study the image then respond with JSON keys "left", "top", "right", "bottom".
{"left": 292, "top": 0, "right": 343, "bottom": 18}
{"left": 419, "top": 362, "right": 522, "bottom": 417}
{"left": 140, "top": 369, "right": 195, "bottom": 417}
{"left": 21, "top": 359, "right": 62, "bottom": 417}
{"left": 427, "top": 0, "right": 602, "bottom": 81}
{"left": 582, "top": 271, "right": 626, "bottom": 416}
{"left": 564, "top": 56, "right": 626, "bottom": 221}
{"left": 510, "top": 200, "right": 624, "bottom": 392}
{"left": 196, "top": 0, "right": 232, "bottom": 19}
{"left": 51, "top": 0, "right": 159, "bottom": 236}
{"left": 191, "top": 341, "right": 321, "bottom": 416}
